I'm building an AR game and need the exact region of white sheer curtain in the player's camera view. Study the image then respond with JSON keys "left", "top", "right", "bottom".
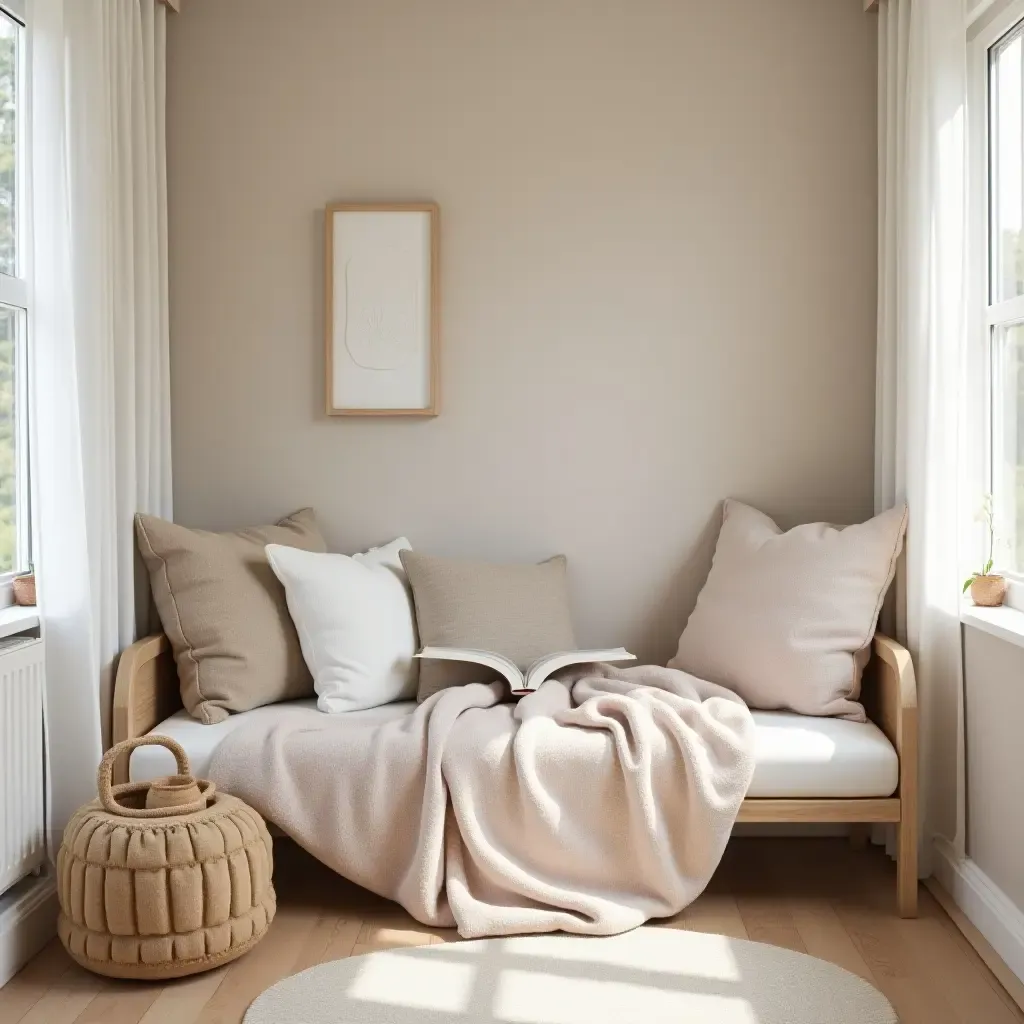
{"left": 876, "top": 0, "right": 969, "bottom": 872}
{"left": 29, "top": 0, "right": 172, "bottom": 834}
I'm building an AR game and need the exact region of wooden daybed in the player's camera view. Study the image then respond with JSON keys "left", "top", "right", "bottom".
{"left": 110, "top": 632, "right": 918, "bottom": 917}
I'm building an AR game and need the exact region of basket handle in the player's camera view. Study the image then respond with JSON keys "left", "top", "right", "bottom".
{"left": 98, "top": 736, "right": 191, "bottom": 816}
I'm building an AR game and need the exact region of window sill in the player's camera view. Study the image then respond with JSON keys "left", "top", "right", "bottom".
{"left": 961, "top": 602, "right": 1024, "bottom": 650}
{"left": 0, "top": 603, "right": 38, "bottom": 641}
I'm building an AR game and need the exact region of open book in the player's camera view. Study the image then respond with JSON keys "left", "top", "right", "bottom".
{"left": 414, "top": 647, "right": 636, "bottom": 695}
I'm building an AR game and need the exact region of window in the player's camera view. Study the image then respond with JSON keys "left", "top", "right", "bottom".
{"left": 0, "top": 1, "right": 28, "bottom": 587}
{"left": 979, "top": 13, "right": 1024, "bottom": 583}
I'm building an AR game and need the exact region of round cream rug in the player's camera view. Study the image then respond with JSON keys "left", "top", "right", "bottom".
{"left": 244, "top": 927, "right": 897, "bottom": 1023}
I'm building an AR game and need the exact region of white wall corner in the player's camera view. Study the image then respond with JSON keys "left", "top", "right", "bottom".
{"left": 933, "top": 836, "right": 1024, "bottom": 986}
{"left": 0, "top": 875, "right": 57, "bottom": 989}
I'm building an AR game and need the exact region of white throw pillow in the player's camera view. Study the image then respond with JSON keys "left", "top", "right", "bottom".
{"left": 669, "top": 501, "right": 908, "bottom": 721}
{"left": 265, "top": 538, "right": 418, "bottom": 713}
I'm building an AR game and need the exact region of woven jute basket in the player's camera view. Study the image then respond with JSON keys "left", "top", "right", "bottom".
{"left": 57, "top": 736, "right": 276, "bottom": 980}
{"left": 970, "top": 574, "right": 1007, "bottom": 608}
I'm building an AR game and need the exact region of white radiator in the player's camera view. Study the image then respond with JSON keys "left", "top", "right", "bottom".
{"left": 0, "top": 637, "right": 46, "bottom": 896}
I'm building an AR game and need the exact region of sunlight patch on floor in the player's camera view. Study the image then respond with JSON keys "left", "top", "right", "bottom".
{"left": 502, "top": 930, "right": 742, "bottom": 981}
{"left": 493, "top": 970, "right": 756, "bottom": 1024}
{"left": 348, "top": 951, "right": 477, "bottom": 1013}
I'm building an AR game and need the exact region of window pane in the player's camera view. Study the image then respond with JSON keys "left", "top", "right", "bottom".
{"left": 0, "top": 12, "right": 16, "bottom": 279}
{"left": 0, "top": 304, "right": 20, "bottom": 575}
{"left": 991, "top": 27, "right": 1024, "bottom": 302}
{"left": 993, "top": 323, "right": 1024, "bottom": 572}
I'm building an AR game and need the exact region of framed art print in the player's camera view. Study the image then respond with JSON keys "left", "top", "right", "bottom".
{"left": 325, "top": 202, "right": 439, "bottom": 416}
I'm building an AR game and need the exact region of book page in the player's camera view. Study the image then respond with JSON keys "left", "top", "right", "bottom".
{"left": 523, "top": 648, "right": 637, "bottom": 691}
{"left": 414, "top": 647, "right": 524, "bottom": 689}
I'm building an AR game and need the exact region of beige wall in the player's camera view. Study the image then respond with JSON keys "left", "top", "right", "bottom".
{"left": 166, "top": 0, "right": 877, "bottom": 664}
{"left": 963, "top": 627, "right": 1024, "bottom": 910}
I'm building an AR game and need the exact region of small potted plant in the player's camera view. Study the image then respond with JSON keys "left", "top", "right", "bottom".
{"left": 964, "top": 495, "right": 1006, "bottom": 607}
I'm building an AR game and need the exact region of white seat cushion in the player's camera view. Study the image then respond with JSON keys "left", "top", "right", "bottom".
{"left": 130, "top": 700, "right": 417, "bottom": 783}
{"left": 133, "top": 703, "right": 898, "bottom": 801}
{"left": 746, "top": 710, "right": 898, "bottom": 798}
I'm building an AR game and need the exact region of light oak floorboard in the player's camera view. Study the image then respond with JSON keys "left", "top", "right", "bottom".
{"left": 894, "top": 914, "right": 1022, "bottom": 1024}
{"left": 789, "top": 899, "right": 875, "bottom": 983}
{"left": 315, "top": 918, "right": 362, "bottom": 965}
{"left": 193, "top": 908, "right": 320, "bottom": 1024}
{"left": 287, "top": 913, "right": 352, "bottom": 974}
{"left": 135, "top": 971, "right": 228, "bottom": 1024}
{"left": 735, "top": 897, "right": 808, "bottom": 953}
{"left": 71, "top": 983, "right": 163, "bottom": 1024}
{"left": 355, "top": 914, "right": 448, "bottom": 951}
{"left": 657, "top": 893, "right": 749, "bottom": 940}
{"left": 5, "top": 838, "right": 1022, "bottom": 1024}
{"left": 926, "top": 878, "right": 1024, "bottom": 1019}
{"left": 0, "top": 940, "right": 74, "bottom": 1022}
{"left": 18, "top": 964, "right": 103, "bottom": 1024}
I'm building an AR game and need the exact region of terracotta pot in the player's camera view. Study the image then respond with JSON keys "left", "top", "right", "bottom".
{"left": 970, "top": 574, "right": 1007, "bottom": 607}
{"left": 13, "top": 574, "right": 35, "bottom": 606}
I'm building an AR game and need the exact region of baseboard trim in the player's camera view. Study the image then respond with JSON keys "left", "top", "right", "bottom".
{"left": 0, "top": 875, "right": 57, "bottom": 988}
{"left": 932, "top": 837, "right": 1024, "bottom": 1011}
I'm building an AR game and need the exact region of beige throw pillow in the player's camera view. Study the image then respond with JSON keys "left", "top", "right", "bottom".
{"left": 399, "top": 551, "right": 576, "bottom": 701}
{"left": 135, "top": 508, "right": 327, "bottom": 724}
{"left": 668, "top": 501, "right": 908, "bottom": 721}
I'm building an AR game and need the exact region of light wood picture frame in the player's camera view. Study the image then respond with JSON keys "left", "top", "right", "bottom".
{"left": 325, "top": 202, "right": 440, "bottom": 416}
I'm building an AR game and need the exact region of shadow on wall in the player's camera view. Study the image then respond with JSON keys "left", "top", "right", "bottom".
{"left": 312, "top": 208, "right": 326, "bottom": 419}
{"left": 625, "top": 504, "right": 723, "bottom": 667}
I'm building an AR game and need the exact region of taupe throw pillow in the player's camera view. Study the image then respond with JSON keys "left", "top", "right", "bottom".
{"left": 399, "top": 551, "right": 576, "bottom": 701}
{"left": 668, "top": 500, "right": 908, "bottom": 721}
{"left": 135, "top": 509, "right": 327, "bottom": 724}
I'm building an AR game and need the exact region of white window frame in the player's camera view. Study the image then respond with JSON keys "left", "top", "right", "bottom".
{"left": 0, "top": 0, "right": 30, "bottom": 606}
{"left": 969, "top": 0, "right": 1024, "bottom": 612}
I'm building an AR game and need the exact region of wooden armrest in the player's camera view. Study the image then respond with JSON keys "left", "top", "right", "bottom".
{"left": 866, "top": 633, "right": 919, "bottom": 917}
{"left": 864, "top": 634, "right": 917, "bottom": 754}
{"left": 110, "top": 633, "right": 182, "bottom": 784}
{"left": 863, "top": 633, "right": 917, "bottom": 808}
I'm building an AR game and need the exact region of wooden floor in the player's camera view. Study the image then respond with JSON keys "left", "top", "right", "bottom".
{"left": 3, "top": 837, "right": 1022, "bottom": 1024}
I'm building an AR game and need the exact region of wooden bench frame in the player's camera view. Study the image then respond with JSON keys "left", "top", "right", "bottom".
{"left": 111, "top": 632, "right": 919, "bottom": 917}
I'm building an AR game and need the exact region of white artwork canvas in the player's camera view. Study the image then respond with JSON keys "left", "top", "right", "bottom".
{"left": 326, "top": 204, "right": 438, "bottom": 415}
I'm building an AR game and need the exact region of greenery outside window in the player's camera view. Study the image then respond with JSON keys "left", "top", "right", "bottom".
{"left": 0, "top": 2, "right": 29, "bottom": 586}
